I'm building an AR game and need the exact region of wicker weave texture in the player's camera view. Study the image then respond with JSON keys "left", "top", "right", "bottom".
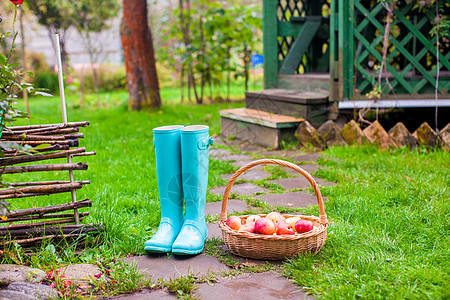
{"left": 219, "top": 159, "right": 328, "bottom": 260}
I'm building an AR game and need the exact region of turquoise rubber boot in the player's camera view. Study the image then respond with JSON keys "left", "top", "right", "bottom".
{"left": 172, "top": 125, "right": 213, "bottom": 255}
{"left": 145, "top": 125, "right": 184, "bottom": 253}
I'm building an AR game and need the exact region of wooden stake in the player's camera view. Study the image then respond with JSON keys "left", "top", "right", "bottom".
{"left": 0, "top": 224, "right": 103, "bottom": 238}
{"left": 0, "top": 182, "right": 85, "bottom": 199}
{"left": 8, "top": 180, "right": 90, "bottom": 187}
{"left": 1, "top": 127, "right": 79, "bottom": 136}
{"left": 0, "top": 147, "right": 86, "bottom": 166}
{"left": 1, "top": 133, "right": 84, "bottom": 141}
{"left": 0, "top": 217, "right": 82, "bottom": 232}
{"left": 2, "top": 162, "right": 88, "bottom": 174}
{"left": 0, "top": 212, "right": 89, "bottom": 224}
{"left": 3, "top": 144, "right": 70, "bottom": 157}
{"left": 7, "top": 121, "right": 89, "bottom": 131}
{"left": 0, "top": 234, "right": 87, "bottom": 247}
{"left": 7, "top": 199, "right": 92, "bottom": 218}
{"left": 9, "top": 140, "right": 79, "bottom": 146}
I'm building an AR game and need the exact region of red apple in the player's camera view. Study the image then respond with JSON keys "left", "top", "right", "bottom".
{"left": 285, "top": 217, "right": 301, "bottom": 229}
{"left": 266, "top": 211, "right": 285, "bottom": 223}
{"left": 226, "top": 216, "right": 242, "bottom": 231}
{"left": 246, "top": 215, "right": 261, "bottom": 224}
{"left": 238, "top": 222, "right": 255, "bottom": 233}
{"left": 254, "top": 217, "right": 276, "bottom": 235}
{"left": 275, "top": 221, "right": 295, "bottom": 235}
{"left": 294, "top": 219, "right": 313, "bottom": 233}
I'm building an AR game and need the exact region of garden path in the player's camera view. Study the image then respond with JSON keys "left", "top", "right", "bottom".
{"left": 0, "top": 139, "right": 334, "bottom": 299}
{"left": 116, "top": 139, "right": 335, "bottom": 299}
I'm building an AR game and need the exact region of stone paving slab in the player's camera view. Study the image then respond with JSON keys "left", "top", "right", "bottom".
{"left": 268, "top": 177, "right": 336, "bottom": 190}
{"left": 290, "top": 153, "right": 321, "bottom": 163}
{"left": 288, "top": 163, "right": 319, "bottom": 175}
{"left": 257, "top": 191, "right": 323, "bottom": 208}
{"left": 230, "top": 159, "right": 260, "bottom": 168}
{"left": 258, "top": 150, "right": 306, "bottom": 158}
{"left": 194, "top": 271, "right": 312, "bottom": 300}
{"left": 236, "top": 144, "right": 266, "bottom": 152}
{"left": 0, "top": 289, "right": 35, "bottom": 300}
{"left": 0, "top": 265, "right": 46, "bottom": 286}
{"left": 61, "top": 264, "right": 101, "bottom": 286}
{"left": 220, "top": 154, "right": 253, "bottom": 161}
{"left": 210, "top": 148, "right": 231, "bottom": 157}
{"left": 111, "top": 288, "right": 176, "bottom": 299}
{"left": 206, "top": 199, "right": 250, "bottom": 218}
{"left": 222, "top": 169, "right": 270, "bottom": 181}
{"left": 209, "top": 183, "right": 269, "bottom": 196}
{"left": 5, "top": 282, "right": 58, "bottom": 300}
{"left": 216, "top": 245, "right": 283, "bottom": 267}
{"left": 124, "top": 254, "right": 229, "bottom": 282}
{"left": 213, "top": 138, "right": 265, "bottom": 152}
{"left": 207, "top": 223, "right": 223, "bottom": 240}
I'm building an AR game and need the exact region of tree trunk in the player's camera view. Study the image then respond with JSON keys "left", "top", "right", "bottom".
{"left": 120, "top": 0, "right": 161, "bottom": 110}
{"left": 244, "top": 44, "right": 249, "bottom": 92}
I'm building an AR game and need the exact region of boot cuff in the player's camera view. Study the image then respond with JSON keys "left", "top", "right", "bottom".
{"left": 153, "top": 125, "right": 184, "bottom": 133}
{"left": 181, "top": 125, "right": 209, "bottom": 134}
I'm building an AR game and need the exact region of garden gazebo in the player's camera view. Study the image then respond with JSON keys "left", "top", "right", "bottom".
{"left": 221, "top": 0, "right": 449, "bottom": 147}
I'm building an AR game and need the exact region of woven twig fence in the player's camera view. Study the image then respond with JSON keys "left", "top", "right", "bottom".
{"left": 0, "top": 121, "right": 103, "bottom": 250}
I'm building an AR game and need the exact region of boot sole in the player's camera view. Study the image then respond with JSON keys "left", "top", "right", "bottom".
{"left": 171, "top": 247, "right": 204, "bottom": 255}
{"left": 145, "top": 245, "right": 171, "bottom": 253}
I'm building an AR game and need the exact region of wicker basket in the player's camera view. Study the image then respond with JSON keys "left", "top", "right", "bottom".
{"left": 219, "top": 159, "right": 328, "bottom": 260}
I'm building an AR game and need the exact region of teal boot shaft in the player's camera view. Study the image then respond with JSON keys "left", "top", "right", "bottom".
{"left": 145, "top": 125, "right": 184, "bottom": 253}
{"left": 172, "top": 125, "right": 213, "bottom": 255}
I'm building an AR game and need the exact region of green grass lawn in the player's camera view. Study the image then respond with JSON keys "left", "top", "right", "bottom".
{"left": 3, "top": 91, "right": 450, "bottom": 299}
{"left": 6, "top": 92, "right": 243, "bottom": 255}
{"left": 284, "top": 146, "right": 450, "bottom": 299}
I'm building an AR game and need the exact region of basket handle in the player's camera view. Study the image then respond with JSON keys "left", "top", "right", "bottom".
{"left": 220, "top": 159, "right": 328, "bottom": 225}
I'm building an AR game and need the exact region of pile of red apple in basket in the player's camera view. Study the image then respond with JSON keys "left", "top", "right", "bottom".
{"left": 226, "top": 211, "right": 313, "bottom": 235}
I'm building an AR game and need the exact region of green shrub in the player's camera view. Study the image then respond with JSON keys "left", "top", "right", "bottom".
{"left": 82, "top": 65, "right": 126, "bottom": 92}
{"left": 33, "top": 70, "right": 59, "bottom": 94}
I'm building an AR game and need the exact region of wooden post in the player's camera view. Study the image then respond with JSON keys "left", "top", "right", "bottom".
{"left": 329, "top": 0, "right": 336, "bottom": 101}
{"left": 263, "top": 0, "right": 278, "bottom": 89}
{"left": 55, "top": 34, "right": 79, "bottom": 225}
{"left": 338, "top": 0, "right": 348, "bottom": 101}
{"left": 348, "top": 0, "right": 356, "bottom": 100}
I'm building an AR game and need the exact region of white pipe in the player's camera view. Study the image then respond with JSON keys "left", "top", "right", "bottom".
{"left": 54, "top": 34, "right": 79, "bottom": 225}
{"left": 54, "top": 34, "right": 68, "bottom": 124}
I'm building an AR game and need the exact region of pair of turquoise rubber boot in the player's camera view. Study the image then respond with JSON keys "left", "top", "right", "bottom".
{"left": 144, "top": 125, "right": 213, "bottom": 255}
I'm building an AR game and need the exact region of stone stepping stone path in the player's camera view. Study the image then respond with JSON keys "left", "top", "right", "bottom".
{"left": 194, "top": 271, "right": 312, "bottom": 300}
{"left": 124, "top": 254, "right": 229, "bottom": 282}
{"left": 0, "top": 264, "right": 45, "bottom": 287}
{"left": 230, "top": 159, "right": 262, "bottom": 168}
{"left": 209, "top": 183, "right": 269, "bottom": 196}
{"left": 210, "top": 148, "right": 231, "bottom": 157}
{"left": 268, "top": 177, "right": 336, "bottom": 190}
{"left": 111, "top": 288, "right": 175, "bottom": 299}
{"left": 290, "top": 152, "right": 321, "bottom": 163}
{"left": 0, "top": 282, "right": 58, "bottom": 300}
{"left": 222, "top": 168, "right": 270, "bottom": 181}
{"left": 0, "top": 143, "right": 336, "bottom": 299}
{"left": 256, "top": 191, "right": 324, "bottom": 208}
{"left": 0, "top": 263, "right": 101, "bottom": 300}
{"left": 207, "top": 222, "right": 223, "bottom": 239}
{"left": 288, "top": 163, "right": 319, "bottom": 175}
{"left": 205, "top": 199, "right": 251, "bottom": 218}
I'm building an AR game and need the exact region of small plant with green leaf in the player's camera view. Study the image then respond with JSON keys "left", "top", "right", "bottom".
{"left": 0, "top": 0, "right": 51, "bottom": 219}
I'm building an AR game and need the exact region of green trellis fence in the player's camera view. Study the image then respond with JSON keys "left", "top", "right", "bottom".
{"left": 263, "top": 0, "right": 450, "bottom": 101}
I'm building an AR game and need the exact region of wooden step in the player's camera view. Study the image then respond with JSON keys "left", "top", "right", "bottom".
{"left": 220, "top": 108, "right": 304, "bottom": 149}
{"left": 245, "top": 89, "right": 328, "bottom": 127}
